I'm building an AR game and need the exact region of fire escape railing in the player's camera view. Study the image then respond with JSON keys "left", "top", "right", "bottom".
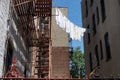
{"left": 4, "top": 0, "right": 52, "bottom": 78}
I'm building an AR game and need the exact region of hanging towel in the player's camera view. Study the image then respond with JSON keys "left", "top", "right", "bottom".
{"left": 66, "top": 19, "right": 70, "bottom": 33}
{"left": 70, "top": 22, "right": 75, "bottom": 40}
{"left": 55, "top": 8, "right": 86, "bottom": 41}
{"left": 55, "top": 8, "right": 57, "bottom": 23}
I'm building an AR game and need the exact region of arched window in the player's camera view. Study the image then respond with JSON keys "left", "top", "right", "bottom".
{"left": 4, "top": 39, "right": 14, "bottom": 75}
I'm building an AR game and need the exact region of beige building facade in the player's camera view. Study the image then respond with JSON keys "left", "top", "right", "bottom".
{"left": 82, "top": 0, "right": 120, "bottom": 78}
{"left": 51, "top": 7, "right": 70, "bottom": 79}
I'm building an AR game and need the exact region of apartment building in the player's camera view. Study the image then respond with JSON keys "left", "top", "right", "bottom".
{"left": 0, "top": 0, "right": 70, "bottom": 78}
{"left": 82, "top": 0, "right": 120, "bottom": 78}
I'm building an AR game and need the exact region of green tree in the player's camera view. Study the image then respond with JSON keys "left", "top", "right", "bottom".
{"left": 70, "top": 47, "right": 85, "bottom": 78}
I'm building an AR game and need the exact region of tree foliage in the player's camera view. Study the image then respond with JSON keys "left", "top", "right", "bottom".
{"left": 70, "top": 47, "right": 85, "bottom": 78}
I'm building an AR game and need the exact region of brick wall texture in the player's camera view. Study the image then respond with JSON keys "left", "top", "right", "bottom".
{"left": 51, "top": 47, "right": 70, "bottom": 79}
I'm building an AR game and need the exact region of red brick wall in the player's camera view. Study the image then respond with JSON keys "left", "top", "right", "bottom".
{"left": 51, "top": 47, "right": 70, "bottom": 79}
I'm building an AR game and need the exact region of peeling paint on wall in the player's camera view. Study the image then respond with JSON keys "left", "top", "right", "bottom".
{"left": 0, "top": 0, "right": 10, "bottom": 77}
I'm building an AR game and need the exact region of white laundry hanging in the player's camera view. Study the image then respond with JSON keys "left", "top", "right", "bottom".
{"left": 78, "top": 27, "right": 83, "bottom": 41}
{"left": 66, "top": 19, "right": 70, "bottom": 33}
{"left": 74, "top": 25, "right": 78, "bottom": 40}
{"left": 70, "top": 22, "right": 75, "bottom": 40}
{"left": 55, "top": 8, "right": 86, "bottom": 41}
{"left": 56, "top": 8, "right": 59, "bottom": 25}
{"left": 62, "top": 16, "right": 66, "bottom": 30}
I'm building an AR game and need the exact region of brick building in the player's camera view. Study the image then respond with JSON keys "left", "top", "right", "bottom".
{"left": 0, "top": 0, "right": 70, "bottom": 78}
{"left": 51, "top": 7, "right": 70, "bottom": 78}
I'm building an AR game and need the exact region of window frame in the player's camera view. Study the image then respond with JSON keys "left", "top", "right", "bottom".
{"left": 104, "top": 32, "right": 111, "bottom": 61}
{"left": 95, "top": 45, "right": 100, "bottom": 66}
{"left": 90, "top": 0, "right": 94, "bottom": 7}
{"left": 96, "top": 7, "right": 100, "bottom": 25}
{"left": 87, "top": 25, "right": 91, "bottom": 44}
{"left": 85, "top": 0, "right": 88, "bottom": 17}
{"left": 92, "top": 13, "right": 96, "bottom": 35}
{"left": 100, "top": 40, "right": 103, "bottom": 60}
{"left": 89, "top": 52, "right": 93, "bottom": 72}
{"left": 100, "top": 0, "right": 106, "bottom": 22}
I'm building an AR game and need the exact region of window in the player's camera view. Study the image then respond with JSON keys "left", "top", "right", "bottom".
{"left": 89, "top": 53, "right": 93, "bottom": 72}
{"left": 96, "top": 7, "right": 100, "bottom": 25}
{"left": 4, "top": 40, "right": 14, "bottom": 74}
{"left": 119, "top": 0, "right": 120, "bottom": 5}
{"left": 100, "top": 40, "right": 103, "bottom": 60}
{"left": 85, "top": 0, "right": 88, "bottom": 17}
{"left": 90, "top": 0, "right": 93, "bottom": 6}
{"left": 95, "top": 45, "right": 100, "bottom": 66}
{"left": 92, "top": 14, "right": 96, "bottom": 35}
{"left": 104, "top": 32, "right": 111, "bottom": 61}
{"left": 24, "top": 68, "right": 27, "bottom": 77}
{"left": 87, "top": 25, "right": 90, "bottom": 44}
{"left": 100, "top": 0, "right": 106, "bottom": 22}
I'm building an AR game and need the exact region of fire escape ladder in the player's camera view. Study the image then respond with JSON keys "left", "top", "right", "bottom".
{"left": 32, "top": 0, "right": 52, "bottom": 78}
{"left": 9, "top": 0, "right": 52, "bottom": 78}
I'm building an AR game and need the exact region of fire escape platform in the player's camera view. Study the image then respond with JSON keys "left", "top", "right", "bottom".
{"left": 5, "top": 0, "right": 52, "bottom": 78}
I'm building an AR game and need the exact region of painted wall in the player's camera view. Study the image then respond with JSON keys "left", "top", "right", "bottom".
{"left": 0, "top": 0, "right": 10, "bottom": 77}
{"left": 0, "top": 0, "right": 31, "bottom": 77}
{"left": 51, "top": 7, "right": 69, "bottom": 47}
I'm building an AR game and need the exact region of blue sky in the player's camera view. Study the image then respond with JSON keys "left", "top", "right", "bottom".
{"left": 52, "top": 0, "right": 84, "bottom": 52}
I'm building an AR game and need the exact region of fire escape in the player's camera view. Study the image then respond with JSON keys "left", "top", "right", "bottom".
{"left": 12, "top": 0, "right": 52, "bottom": 78}
{"left": 4, "top": 0, "right": 90, "bottom": 79}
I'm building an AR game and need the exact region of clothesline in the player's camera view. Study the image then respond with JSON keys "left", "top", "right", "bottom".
{"left": 55, "top": 8, "right": 86, "bottom": 41}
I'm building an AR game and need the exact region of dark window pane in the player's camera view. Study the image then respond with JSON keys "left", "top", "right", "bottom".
{"left": 100, "top": 0, "right": 106, "bottom": 22}
{"left": 104, "top": 32, "right": 111, "bottom": 61}
{"left": 96, "top": 7, "right": 100, "bottom": 25}
{"left": 100, "top": 40, "right": 103, "bottom": 60}
{"left": 90, "top": 0, "right": 94, "bottom": 6}
{"left": 95, "top": 45, "right": 100, "bottom": 66}
{"left": 119, "top": 0, "right": 120, "bottom": 5}
{"left": 92, "top": 14, "right": 96, "bottom": 35}
{"left": 87, "top": 25, "right": 90, "bottom": 44}
{"left": 85, "top": 0, "right": 88, "bottom": 17}
{"left": 89, "top": 53, "right": 93, "bottom": 72}
{"left": 5, "top": 40, "right": 14, "bottom": 74}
